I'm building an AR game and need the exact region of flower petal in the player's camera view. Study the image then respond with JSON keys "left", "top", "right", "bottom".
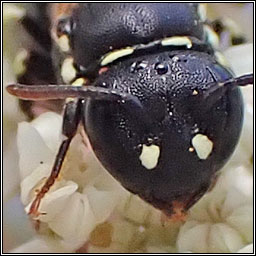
{"left": 177, "top": 221, "right": 245, "bottom": 253}
{"left": 9, "top": 238, "right": 71, "bottom": 253}
{"left": 226, "top": 205, "right": 253, "bottom": 243}
{"left": 20, "top": 163, "right": 52, "bottom": 205}
{"left": 48, "top": 192, "right": 96, "bottom": 243}
{"left": 237, "top": 244, "right": 253, "bottom": 253}
{"left": 223, "top": 44, "right": 253, "bottom": 76}
{"left": 208, "top": 223, "right": 244, "bottom": 253}
{"left": 85, "top": 186, "right": 120, "bottom": 224}
{"left": 118, "top": 195, "right": 153, "bottom": 224}
{"left": 177, "top": 221, "right": 210, "bottom": 253}
{"left": 17, "top": 122, "right": 54, "bottom": 179}
{"left": 34, "top": 181, "right": 78, "bottom": 222}
{"left": 31, "top": 112, "right": 62, "bottom": 153}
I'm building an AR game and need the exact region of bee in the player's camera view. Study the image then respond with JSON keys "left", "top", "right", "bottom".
{"left": 7, "top": 3, "right": 253, "bottom": 220}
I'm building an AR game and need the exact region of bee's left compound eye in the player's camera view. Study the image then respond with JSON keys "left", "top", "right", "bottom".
{"left": 55, "top": 17, "right": 76, "bottom": 53}
{"left": 155, "top": 62, "right": 168, "bottom": 75}
{"left": 56, "top": 17, "right": 74, "bottom": 37}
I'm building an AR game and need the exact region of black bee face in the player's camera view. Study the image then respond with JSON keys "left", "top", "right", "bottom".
{"left": 83, "top": 49, "right": 244, "bottom": 215}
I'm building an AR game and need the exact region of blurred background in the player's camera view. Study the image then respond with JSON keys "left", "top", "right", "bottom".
{"left": 3, "top": 3, "right": 253, "bottom": 252}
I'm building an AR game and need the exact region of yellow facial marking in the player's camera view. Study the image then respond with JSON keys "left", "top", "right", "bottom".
{"left": 72, "top": 78, "right": 85, "bottom": 86}
{"left": 101, "top": 47, "right": 134, "bottom": 66}
{"left": 192, "top": 134, "right": 213, "bottom": 160}
{"left": 61, "top": 57, "right": 76, "bottom": 84}
{"left": 57, "top": 35, "right": 70, "bottom": 52}
{"left": 161, "top": 36, "right": 192, "bottom": 49}
{"left": 139, "top": 144, "right": 160, "bottom": 170}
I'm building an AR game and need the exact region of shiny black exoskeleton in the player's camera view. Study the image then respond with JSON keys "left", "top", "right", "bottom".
{"left": 85, "top": 50, "right": 243, "bottom": 215}
{"left": 69, "top": 3, "right": 204, "bottom": 76}
{"left": 8, "top": 3, "right": 253, "bottom": 218}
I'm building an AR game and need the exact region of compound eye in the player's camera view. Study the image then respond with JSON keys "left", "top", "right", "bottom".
{"left": 56, "top": 17, "right": 74, "bottom": 37}
{"left": 55, "top": 17, "right": 76, "bottom": 53}
{"left": 155, "top": 63, "right": 168, "bottom": 75}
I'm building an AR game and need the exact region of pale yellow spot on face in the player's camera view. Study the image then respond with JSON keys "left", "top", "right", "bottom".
{"left": 197, "top": 4, "right": 207, "bottom": 22}
{"left": 161, "top": 36, "right": 192, "bottom": 49}
{"left": 101, "top": 47, "right": 134, "bottom": 66}
{"left": 192, "top": 134, "right": 213, "bottom": 160}
{"left": 139, "top": 144, "right": 160, "bottom": 170}
{"left": 72, "top": 77, "right": 85, "bottom": 86}
{"left": 61, "top": 57, "right": 76, "bottom": 84}
{"left": 57, "top": 35, "right": 70, "bottom": 52}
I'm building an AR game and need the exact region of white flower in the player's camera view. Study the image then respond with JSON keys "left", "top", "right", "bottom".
{"left": 176, "top": 165, "right": 253, "bottom": 253}
{"left": 16, "top": 112, "right": 128, "bottom": 251}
